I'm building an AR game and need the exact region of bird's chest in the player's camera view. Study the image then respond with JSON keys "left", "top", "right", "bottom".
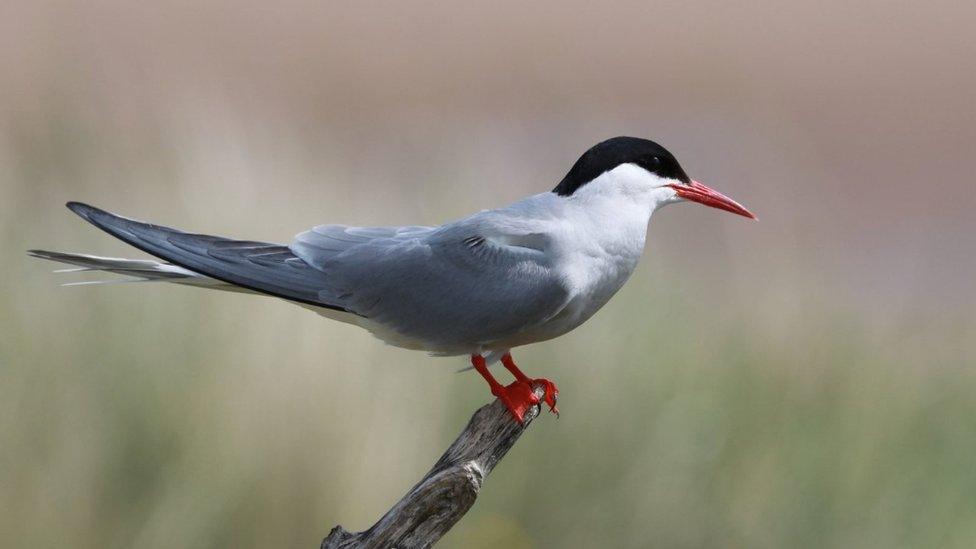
{"left": 550, "top": 222, "right": 647, "bottom": 331}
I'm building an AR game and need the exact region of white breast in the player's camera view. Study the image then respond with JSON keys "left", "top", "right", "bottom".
{"left": 548, "top": 210, "right": 649, "bottom": 335}
{"left": 504, "top": 171, "right": 659, "bottom": 346}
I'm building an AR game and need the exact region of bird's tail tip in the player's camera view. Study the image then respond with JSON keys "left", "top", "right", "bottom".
{"left": 27, "top": 249, "right": 55, "bottom": 259}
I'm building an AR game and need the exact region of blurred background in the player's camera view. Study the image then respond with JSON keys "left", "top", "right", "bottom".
{"left": 3, "top": 1, "right": 975, "bottom": 547}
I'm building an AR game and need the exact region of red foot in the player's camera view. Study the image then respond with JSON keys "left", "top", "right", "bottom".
{"left": 490, "top": 380, "right": 542, "bottom": 424}
{"left": 470, "top": 354, "right": 559, "bottom": 424}
{"left": 501, "top": 353, "right": 558, "bottom": 418}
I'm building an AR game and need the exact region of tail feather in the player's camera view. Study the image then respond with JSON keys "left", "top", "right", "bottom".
{"left": 58, "top": 201, "right": 350, "bottom": 312}
{"left": 27, "top": 249, "right": 249, "bottom": 292}
{"left": 61, "top": 278, "right": 163, "bottom": 287}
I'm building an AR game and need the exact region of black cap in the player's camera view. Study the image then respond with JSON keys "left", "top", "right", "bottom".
{"left": 553, "top": 137, "right": 690, "bottom": 196}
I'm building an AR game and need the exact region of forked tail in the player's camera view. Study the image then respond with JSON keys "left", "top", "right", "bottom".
{"left": 28, "top": 202, "right": 352, "bottom": 313}
{"left": 27, "top": 249, "right": 248, "bottom": 292}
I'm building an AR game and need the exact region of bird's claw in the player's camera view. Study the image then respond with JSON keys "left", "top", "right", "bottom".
{"left": 492, "top": 378, "right": 559, "bottom": 423}
{"left": 536, "top": 378, "right": 559, "bottom": 417}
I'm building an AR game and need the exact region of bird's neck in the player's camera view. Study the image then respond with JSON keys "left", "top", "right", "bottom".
{"left": 539, "top": 193, "right": 652, "bottom": 327}
{"left": 568, "top": 192, "right": 652, "bottom": 258}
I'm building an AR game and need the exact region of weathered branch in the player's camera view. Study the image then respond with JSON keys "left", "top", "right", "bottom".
{"left": 321, "top": 384, "right": 546, "bottom": 549}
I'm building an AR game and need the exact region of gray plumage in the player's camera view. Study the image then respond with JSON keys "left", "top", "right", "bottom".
{"left": 35, "top": 200, "right": 575, "bottom": 356}
{"left": 30, "top": 147, "right": 731, "bottom": 360}
{"left": 291, "top": 219, "right": 569, "bottom": 353}
{"left": 29, "top": 136, "right": 759, "bottom": 415}
{"left": 57, "top": 202, "right": 350, "bottom": 312}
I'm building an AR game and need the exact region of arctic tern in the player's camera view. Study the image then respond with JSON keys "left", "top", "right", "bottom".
{"left": 30, "top": 136, "right": 756, "bottom": 422}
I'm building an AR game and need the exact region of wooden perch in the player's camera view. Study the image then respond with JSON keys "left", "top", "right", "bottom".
{"left": 321, "top": 384, "right": 547, "bottom": 549}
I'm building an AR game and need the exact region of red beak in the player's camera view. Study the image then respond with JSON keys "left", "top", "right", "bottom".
{"left": 669, "top": 180, "right": 757, "bottom": 220}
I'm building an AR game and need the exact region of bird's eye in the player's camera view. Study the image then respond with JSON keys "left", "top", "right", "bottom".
{"left": 651, "top": 156, "right": 661, "bottom": 166}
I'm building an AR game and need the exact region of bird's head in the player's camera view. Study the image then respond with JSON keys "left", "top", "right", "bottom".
{"left": 553, "top": 136, "right": 756, "bottom": 220}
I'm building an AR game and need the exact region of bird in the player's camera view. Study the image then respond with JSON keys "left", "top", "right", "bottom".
{"left": 29, "top": 136, "right": 755, "bottom": 423}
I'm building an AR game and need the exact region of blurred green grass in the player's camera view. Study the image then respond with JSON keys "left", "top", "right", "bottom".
{"left": 4, "top": 156, "right": 976, "bottom": 548}
{"left": 4, "top": 273, "right": 975, "bottom": 548}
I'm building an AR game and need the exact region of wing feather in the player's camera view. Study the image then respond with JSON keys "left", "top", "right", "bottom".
{"left": 65, "top": 200, "right": 570, "bottom": 353}
{"left": 291, "top": 213, "right": 570, "bottom": 353}
{"left": 65, "top": 202, "right": 351, "bottom": 312}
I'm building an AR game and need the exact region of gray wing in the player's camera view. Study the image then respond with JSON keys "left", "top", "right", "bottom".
{"left": 290, "top": 220, "right": 571, "bottom": 351}
{"left": 291, "top": 224, "right": 434, "bottom": 269}
{"left": 65, "top": 202, "right": 352, "bottom": 312}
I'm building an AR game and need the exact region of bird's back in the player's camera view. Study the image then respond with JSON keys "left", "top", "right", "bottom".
{"left": 289, "top": 195, "right": 574, "bottom": 354}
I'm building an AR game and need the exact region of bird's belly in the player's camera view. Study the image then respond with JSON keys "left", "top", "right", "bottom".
{"left": 343, "top": 247, "right": 641, "bottom": 355}
{"left": 351, "top": 289, "right": 617, "bottom": 356}
{"left": 538, "top": 285, "right": 621, "bottom": 337}
{"left": 491, "top": 258, "right": 638, "bottom": 349}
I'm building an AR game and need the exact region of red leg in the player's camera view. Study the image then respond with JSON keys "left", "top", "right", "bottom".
{"left": 471, "top": 354, "right": 540, "bottom": 424}
{"left": 501, "top": 353, "right": 559, "bottom": 417}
